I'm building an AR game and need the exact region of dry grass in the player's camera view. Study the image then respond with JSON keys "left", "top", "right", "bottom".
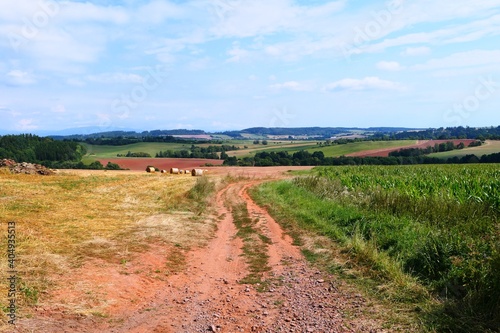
{"left": 0, "top": 171, "right": 216, "bottom": 323}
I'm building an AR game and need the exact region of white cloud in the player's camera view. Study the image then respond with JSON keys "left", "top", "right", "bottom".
{"left": 412, "top": 50, "right": 500, "bottom": 71}
{"left": 17, "top": 118, "right": 38, "bottom": 130}
{"left": 376, "top": 61, "right": 405, "bottom": 71}
{"left": 136, "top": 0, "right": 185, "bottom": 24}
{"left": 323, "top": 77, "right": 404, "bottom": 91}
{"left": 59, "top": 2, "right": 129, "bottom": 24}
{"left": 209, "top": 0, "right": 299, "bottom": 38}
{"left": 6, "top": 70, "right": 36, "bottom": 85}
{"left": 402, "top": 46, "right": 431, "bottom": 56}
{"left": 188, "top": 57, "right": 210, "bottom": 71}
{"left": 66, "top": 78, "right": 86, "bottom": 87}
{"left": 86, "top": 72, "right": 144, "bottom": 84}
{"left": 269, "top": 81, "right": 312, "bottom": 92}
{"left": 226, "top": 43, "right": 251, "bottom": 63}
{"left": 359, "top": 13, "right": 500, "bottom": 55}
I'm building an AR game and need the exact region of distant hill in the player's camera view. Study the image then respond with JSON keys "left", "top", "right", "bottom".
{"left": 234, "top": 127, "right": 420, "bottom": 137}
{"left": 2, "top": 126, "right": 499, "bottom": 141}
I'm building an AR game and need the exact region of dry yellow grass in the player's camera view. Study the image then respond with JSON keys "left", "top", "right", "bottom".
{"left": 0, "top": 170, "right": 216, "bottom": 323}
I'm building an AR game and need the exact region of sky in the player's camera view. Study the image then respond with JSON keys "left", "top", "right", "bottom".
{"left": 1, "top": 0, "right": 500, "bottom": 134}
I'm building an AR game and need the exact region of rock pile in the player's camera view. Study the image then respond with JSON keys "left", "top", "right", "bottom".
{"left": 0, "top": 159, "right": 55, "bottom": 175}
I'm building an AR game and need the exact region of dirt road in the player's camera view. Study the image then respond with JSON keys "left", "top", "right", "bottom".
{"left": 15, "top": 171, "right": 384, "bottom": 333}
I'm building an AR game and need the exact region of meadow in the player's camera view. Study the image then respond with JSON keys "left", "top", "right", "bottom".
{"left": 251, "top": 164, "right": 499, "bottom": 332}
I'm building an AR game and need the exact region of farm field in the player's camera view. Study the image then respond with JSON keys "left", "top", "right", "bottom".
{"left": 82, "top": 140, "right": 320, "bottom": 158}
{"left": 96, "top": 157, "right": 224, "bottom": 171}
{"left": 82, "top": 142, "right": 195, "bottom": 158}
{"left": 252, "top": 164, "right": 500, "bottom": 332}
{"left": 82, "top": 139, "right": 442, "bottom": 162}
{"left": 347, "top": 139, "right": 477, "bottom": 157}
{"left": 231, "top": 139, "right": 420, "bottom": 158}
{"left": 429, "top": 140, "right": 500, "bottom": 159}
{"left": 314, "top": 139, "right": 417, "bottom": 156}
{"left": 0, "top": 167, "right": 412, "bottom": 332}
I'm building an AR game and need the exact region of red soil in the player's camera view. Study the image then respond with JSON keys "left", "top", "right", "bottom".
{"left": 15, "top": 167, "right": 387, "bottom": 332}
{"left": 348, "top": 139, "right": 477, "bottom": 157}
{"left": 97, "top": 158, "right": 224, "bottom": 171}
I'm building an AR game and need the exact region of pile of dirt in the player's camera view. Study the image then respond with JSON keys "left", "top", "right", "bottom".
{"left": 0, "top": 159, "right": 55, "bottom": 175}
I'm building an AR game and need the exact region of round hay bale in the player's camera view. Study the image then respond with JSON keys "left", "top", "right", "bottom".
{"left": 160, "top": 170, "right": 166, "bottom": 173}
{"left": 191, "top": 169, "right": 204, "bottom": 176}
{"left": 146, "top": 166, "right": 156, "bottom": 173}
{"left": 170, "top": 168, "right": 179, "bottom": 174}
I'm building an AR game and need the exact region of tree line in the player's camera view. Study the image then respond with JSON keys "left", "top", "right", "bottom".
{"left": 388, "top": 140, "right": 481, "bottom": 157}
{"left": 156, "top": 145, "right": 239, "bottom": 159}
{"left": 372, "top": 126, "right": 500, "bottom": 141}
{"left": 223, "top": 150, "right": 500, "bottom": 166}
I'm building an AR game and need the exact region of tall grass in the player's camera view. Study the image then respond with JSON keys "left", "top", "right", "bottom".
{"left": 253, "top": 164, "right": 500, "bottom": 332}
{"left": 186, "top": 176, "right": 216, "bottom": 214}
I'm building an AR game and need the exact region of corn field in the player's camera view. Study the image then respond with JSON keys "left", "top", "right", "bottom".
{"left": 255, "top": 164, "right": 499, "bottom": 332}
{"left": 315, "top": 164, "right": 500, "bottom": 210}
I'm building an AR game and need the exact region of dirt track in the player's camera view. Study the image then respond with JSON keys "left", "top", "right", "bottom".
{"left": 15, "top": 168, "right": 385, "bottom": 333}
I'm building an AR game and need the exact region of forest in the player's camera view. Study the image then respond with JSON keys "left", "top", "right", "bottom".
{"left": 0, "top": 134, "right": 85, "bottom": 163}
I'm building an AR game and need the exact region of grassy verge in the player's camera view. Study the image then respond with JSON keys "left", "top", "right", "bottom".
{"left": 251, "top": 165, "right": 499, "bottom": 333}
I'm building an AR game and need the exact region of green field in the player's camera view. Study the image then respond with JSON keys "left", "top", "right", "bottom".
{"left": 236, "top": 140, "right": 417, "bottom": 158}
{"left": 252, "top": 164, "right": 500, "bottom": 332}
{"left": 82, "top": 142, "right": 197, "bottom": 158}
{"left": 430, "top": 140, "right": 500, "bottom": 159}
{"left": 306, "top": 140, "right": 416, "bottom": 156}
{"left": 82, "top": 140, "right": 321, "bottom": 159}
{"left": 81, "top": 139, "right": 422, "bottom": 161}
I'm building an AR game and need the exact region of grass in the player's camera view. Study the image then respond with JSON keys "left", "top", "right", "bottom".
{"left": 186, "top": 176, "right": 216, "bottom": 214}
{"left": 429, "top": 140, "right": 500, "bottom": 159}
{"left": 230, "top": 202, "right": 271, "bottom": 288}
{"left": 251, "top": 165, "right": 500, "bottom": 332}
{"left": 82, "top": 142, "right": 194, "bottom": 158}
{"left": 306, "top": 140, "right": 417, "bottom": 156}
{"left": 234, "top": 140, "right": 418, "bottom": 158}
{"left": 0, "top": 171, "right": 217, "bottom": 324}
{"left": 81, "top": 139, "right": 423, "bottom": 162}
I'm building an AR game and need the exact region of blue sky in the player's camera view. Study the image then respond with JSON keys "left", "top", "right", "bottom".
{"left": 1, "top": 0, "right": 499, "bottom": 133}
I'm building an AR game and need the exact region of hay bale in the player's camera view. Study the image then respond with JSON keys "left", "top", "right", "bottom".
{"left": 160, "top": 170, "right": 166, "bottom": 174}
{"left": 170, "top": 168, "right": 179, "bottom": 174}
{"left": 146, "top": 166, "right": 156, "bottom": 173}
{"left": 191, "top": 169, "right": 204, "bottom": 176}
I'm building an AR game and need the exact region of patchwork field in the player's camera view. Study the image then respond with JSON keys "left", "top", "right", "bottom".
{"left": 429, "top": 140, "right": 500, "bottom": 159}
{"left": 82, "top": 139, "right": 443, "bottom": 162}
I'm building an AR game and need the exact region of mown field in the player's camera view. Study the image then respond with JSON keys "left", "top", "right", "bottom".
{"left": 251, "top": 164, "right": 500, "bottom": 332}
{"left": 0, "top": 170, "right": 217, "bottom": 325}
